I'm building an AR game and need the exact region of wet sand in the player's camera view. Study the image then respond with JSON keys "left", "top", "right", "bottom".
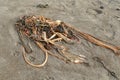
{"left": 0, "top": 0, "right": 120, "bottom": 80}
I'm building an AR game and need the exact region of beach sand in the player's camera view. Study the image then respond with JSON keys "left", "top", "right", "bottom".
{"left": 0, "top": 0, "right": 120, "bottom": 80}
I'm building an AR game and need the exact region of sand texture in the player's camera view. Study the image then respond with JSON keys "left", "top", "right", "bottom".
{"left": 0, "top": 0, "right": 120, "bottom": 80}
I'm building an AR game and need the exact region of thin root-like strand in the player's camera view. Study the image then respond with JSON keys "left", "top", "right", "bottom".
{"left": 63, "top": 23, "right": 120, "bottom": 55}
{"left": 49, "top": 39, "right": 87, "bottom": 64}
{"left": 57, "top": 45, "right": 87, "bottom": 64}
{"left": 18, "top": 30, "right": 32, "bottom": 53}
{"left": 22, "top": 43, "right": 48, "bottom": 68}
{"left": 35, "top": 41, "right": 68, "bottom": 63}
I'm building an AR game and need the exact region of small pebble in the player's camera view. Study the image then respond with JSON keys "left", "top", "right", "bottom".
{"left": 100, "top": 6, "right": 104, "bottom": 9}
{"left": 116, "top": 8, "right": 120, "bottom": 11}
{"left": 36, "top": 4, "right": 48, "bottom": 8}
{"left": 94, "top": 9, "right": 103, "bottom": 14}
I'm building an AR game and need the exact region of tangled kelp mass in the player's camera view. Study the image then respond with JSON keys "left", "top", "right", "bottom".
{"left": 15, "top": 15, "right": 120, "bottom": 68}
{"left": 15, "top": 15, "right": 87, "bottom": 67}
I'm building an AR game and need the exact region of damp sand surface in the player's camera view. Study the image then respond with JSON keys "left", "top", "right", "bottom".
{"left": 0, "top": 0, "right": 120, "bottom": 80}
